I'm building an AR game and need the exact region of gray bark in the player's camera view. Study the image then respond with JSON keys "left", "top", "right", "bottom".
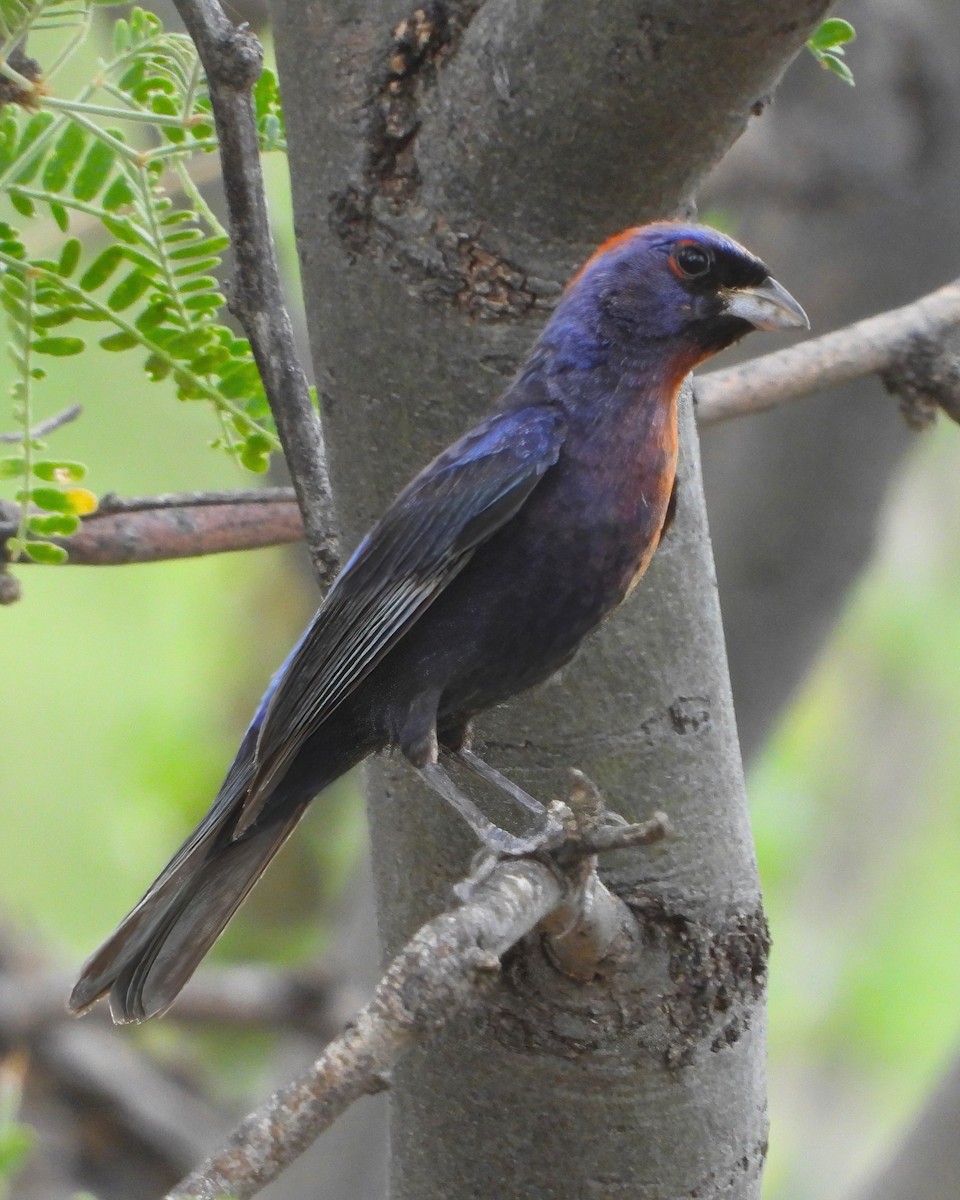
{"left": 272, "top": 2, "right": 827, "bottom": 1197}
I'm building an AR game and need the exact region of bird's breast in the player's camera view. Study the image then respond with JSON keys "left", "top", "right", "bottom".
{"left": 561, "top": 381, "right": 680, "bottom": 611}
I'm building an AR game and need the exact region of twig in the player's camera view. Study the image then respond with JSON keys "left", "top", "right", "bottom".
{"left": 171, "top": 0, "right": 339, "bottom": 589}
{"left": 166, "top": 859, "right": 565, "bottom": 1199}
{"left": 95, "top": 487, "right": 297, "bottom": 512}
{"left": 696, "top": 277, "right": 960, "bottom": 424}
{"left": 0, "top": 402, "right": 82, "bottom": 444}
{"left": 1, "top": 490, "right": 307, "bottom": 565}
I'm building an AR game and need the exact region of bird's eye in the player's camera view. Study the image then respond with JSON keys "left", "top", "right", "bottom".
{"left": 673, "top": 243, "right": 713, "bottom": 279}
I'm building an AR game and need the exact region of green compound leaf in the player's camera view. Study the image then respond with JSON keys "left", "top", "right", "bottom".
{"left": 0, "top": 5, "right": 283, "bottom": 477}
{"left": 807, "top": 17, "right": 857, "bottom": 85}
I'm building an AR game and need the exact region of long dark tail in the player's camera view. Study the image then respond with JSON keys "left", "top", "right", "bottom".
{"left": 69, "top": 734, "right": 363, "bottom": 1023}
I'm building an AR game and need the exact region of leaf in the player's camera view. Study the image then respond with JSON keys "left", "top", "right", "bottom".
{"left": 41, "top": 121, "right": 87, "bottom": 193}
{"left": 8, "top": 191, "right": 35, "bottom": 219}
{"left": 32, "top": 460, "right": 87, "bottom": 483}
{"left": 33, "top": 309, "right": 75, "bottom": 329}
{"left": 64, "top": 487, "right": 97, "bottom": 515}
{"left": 173, "top": 257, "right": 220, "bottom": 277}
{"left": 57, "top": 238, "right": 82, "bottom": 277}
{"left": 31, "top": 336, "right": 85, "bottom": 356}
{"left": 0, "top": 113, "right": 20, "bottom": 173}
{"left": 72, "top": 140, "right": 117, "bottom": 202}
{"left": 101, "top": 175, "right": 135, "bottom": 211}
{"left": 240, "top": 440, "right": 271, "bottom": 473}
{"left": 107, "top": 270, "right": 151, "bottom": 312}
{"left": 78, "top": 245, "right": 125, "bottom": 291}
{"left": 99, "top": 331, "right": 139, "bottom": 351}
{"left": 183, "top": 291, "right": 225, "bottom": 313}
{"left": 167, "top": 235, "right": 230, "bottom": 261}
{"left": 27, "top": 512, "right": 79, "bottom": 536}
{"left": 808, "top": 18, "right": 856, "bottom": 52}
{"left": 144, "top": 353, "right": 171, "bottom": 381}
{"left": 50, "top": 203, "right": 69, "bottom": 232}
{"left": 113, "top": 16, "right": 130, "bottom": 52}
{"left": 218, "top": 361, "right": 262, "bottom": 399}
{"left": 14, "top": 112, "right": 56, "bottom": 184}
{"left": 0, "top": 457, "right": 25, "bottom": 479}
{"left": 821, "top": 53, "right": 855, "bottom": 85}
{"left": 21, "top": 540, "right": 68, "bottom": 564}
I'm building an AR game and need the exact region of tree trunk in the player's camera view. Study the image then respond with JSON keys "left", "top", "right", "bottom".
{"left": 272, "top": 2, "right": 828, "bottom": 1195}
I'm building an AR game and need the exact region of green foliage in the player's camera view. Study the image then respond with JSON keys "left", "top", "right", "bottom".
{"left": 0, "top": 3, "right": 289, "bottom": 562}
{"left": 806, "top": 17, "right": 856, "bottom": 86}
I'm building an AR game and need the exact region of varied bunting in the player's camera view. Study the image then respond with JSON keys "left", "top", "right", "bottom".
{"left": 70, "top": 222, "right": 807, "bottom": 1022}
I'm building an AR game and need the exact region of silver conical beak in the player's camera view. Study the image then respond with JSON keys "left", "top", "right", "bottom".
{"left": 723, "top": 276, "right": 809, "bottom": 332}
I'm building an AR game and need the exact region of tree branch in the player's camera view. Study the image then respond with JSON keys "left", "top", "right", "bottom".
{"left": 166, "top": 858, "right": 565, "bottom": 1200}
{"left": 0, "top": 402, "right": 81, "bottom": 444}
{"left": 696, "top": 277, "right": 960, "bottom": 425}
{"left": 1, "top": 490, "right": 309, "bottom": 565}
{"left": 170, "top": 0, "right": 339, "bottom": 586}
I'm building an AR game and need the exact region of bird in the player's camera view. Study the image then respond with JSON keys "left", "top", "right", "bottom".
{"left": 69, "top": 222, "right": 807, "bottom": 1023}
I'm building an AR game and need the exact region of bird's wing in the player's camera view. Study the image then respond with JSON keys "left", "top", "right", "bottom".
{"left": 246, "top": 404, "right": 565, "bottom": 812}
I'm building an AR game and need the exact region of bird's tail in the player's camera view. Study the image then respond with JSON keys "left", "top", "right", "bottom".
{"left": 68, "top": 797, "right": 311, "bottom": 1023}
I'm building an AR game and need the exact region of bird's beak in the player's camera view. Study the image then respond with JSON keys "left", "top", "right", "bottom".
{"left": 723, "top": 276, "right": 809, "bottom": 332}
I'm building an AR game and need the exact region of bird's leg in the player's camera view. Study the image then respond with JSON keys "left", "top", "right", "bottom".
{"left": 418, "top": 760, "right": 556, "bottom": 855}
{"left": 451, "top": 747, "right": 552, "bottom": 820}
{"left": 404, "top": 710, "right": 562, "bottom": 854}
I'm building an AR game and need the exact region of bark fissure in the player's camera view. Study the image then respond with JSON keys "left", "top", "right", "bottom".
{"left": 328, "top": 0, "right": 558, "bottom": 319}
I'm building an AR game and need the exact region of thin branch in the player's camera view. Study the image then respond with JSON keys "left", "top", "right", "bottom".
{"left": 696, "top": 277, "right": 960, "bottom": 424}
{"left": 166, "top": 859, "right": 566, "bottom": 1199}
{"left": 2, "top": 491, "right": 308, "bottom": 565}
{"left": 171, "top": 0, "right": 339, "bottom": 589}
{"left": 0, "top": 402, "right": 82, "bottom": 444}
{"left": 95, "top": 487, "right": 298, "bottom": 513}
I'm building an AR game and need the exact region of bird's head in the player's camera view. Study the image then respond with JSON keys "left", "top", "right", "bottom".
{"left": 544, "top": 222, "right": 808, "bottom": 375}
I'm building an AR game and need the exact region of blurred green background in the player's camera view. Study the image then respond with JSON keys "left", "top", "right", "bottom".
{"left": 1, "top": 9, "right": 959, "bottom": 1200}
